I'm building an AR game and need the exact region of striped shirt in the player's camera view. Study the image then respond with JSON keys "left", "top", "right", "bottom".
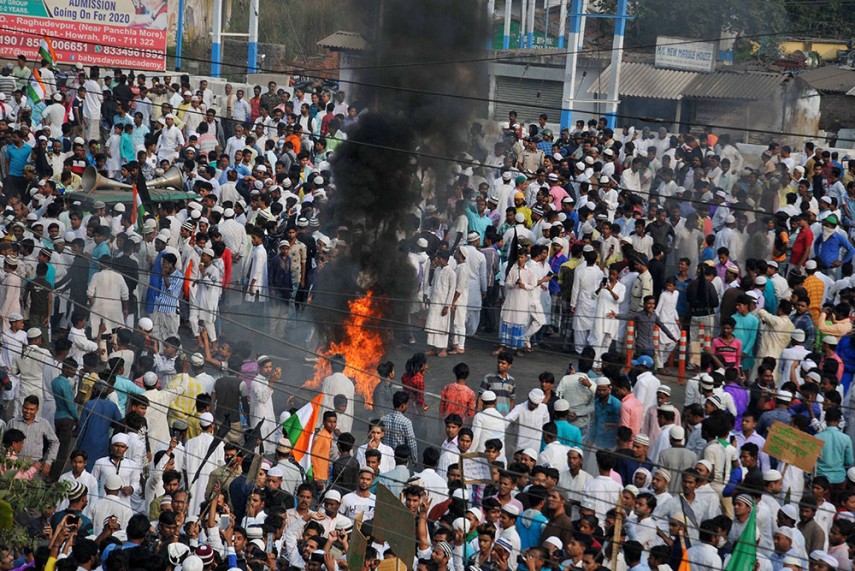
{"left": 153, "top": 270, "right": 183, "bottom": 314}
{"left": 479, "top": 373, "right": 516, "bottom": 414}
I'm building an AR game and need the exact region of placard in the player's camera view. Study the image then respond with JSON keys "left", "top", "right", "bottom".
{"left": 461, "top": 451, "right": 493, "bottom": 485}
{"left": 347, "top": 525, "right": 368, "bottom": 571}
{"left": 762, "top": 421, "right": 824, "bottom": 473}
{"left": 374, "top": 484, "right": 416, "bottom": 568}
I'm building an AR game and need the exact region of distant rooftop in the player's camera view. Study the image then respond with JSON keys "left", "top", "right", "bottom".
{"left": 317, "top": 31, "right": 370, "bottom": 53}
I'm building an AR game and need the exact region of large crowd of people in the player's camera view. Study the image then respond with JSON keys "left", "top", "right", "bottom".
{"left": 0, "top": 55, "right": 854, "bottom": 571}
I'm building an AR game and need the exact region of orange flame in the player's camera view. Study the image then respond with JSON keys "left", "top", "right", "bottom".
{"left": 304, "top": 291, "right": 385, "bottom": 408}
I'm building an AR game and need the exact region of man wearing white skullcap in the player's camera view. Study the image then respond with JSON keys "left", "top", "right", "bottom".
{"left": 184, "top": 411, "right": 224, "bottom": 515}
{"left": 505, "top": 388, "right": 551, "bottom": 452}
{"left": 91, "top": 433, "right": 142, "bottom": 506}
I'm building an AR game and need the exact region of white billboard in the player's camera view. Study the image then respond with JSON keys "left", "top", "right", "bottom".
{"left": 655, "top": 36, "right": 716, "bottom": 73}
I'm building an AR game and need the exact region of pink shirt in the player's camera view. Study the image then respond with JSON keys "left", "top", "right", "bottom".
{"left": 711, "top": 337, "right": 742, "bottom": 370}
{"left": 620, "top": 393, "right": 643, "bottom": 437}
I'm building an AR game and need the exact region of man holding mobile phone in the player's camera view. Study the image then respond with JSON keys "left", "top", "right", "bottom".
{"left": 51, "top": 481, "right": 94, "bottom": 537}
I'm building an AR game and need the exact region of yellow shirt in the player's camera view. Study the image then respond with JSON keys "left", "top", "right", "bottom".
{"left": 176, "top": 101, "right": 192, "bottom": 121}
{"left": 168, "top": 373, "right": 204, "bottom": 425}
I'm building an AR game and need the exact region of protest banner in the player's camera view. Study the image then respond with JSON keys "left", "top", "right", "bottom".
{"left": 762, "top": 421, "right": 824, "bottom": 473}
{"left": 0, "top": 0, "right": 171, "bottom": 70}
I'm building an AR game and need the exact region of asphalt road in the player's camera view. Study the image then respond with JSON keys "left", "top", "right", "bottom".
{"left": 248, "top": 321, "right": 688, "bottom": 455}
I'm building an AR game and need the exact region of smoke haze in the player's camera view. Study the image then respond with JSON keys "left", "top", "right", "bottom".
{"left": 312, "top": 0, "right": 488, "bottom": 338}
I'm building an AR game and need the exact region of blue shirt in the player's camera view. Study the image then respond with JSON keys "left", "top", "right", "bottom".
{"left": 588, "top": 395, "right": 621, "bottom": 449}
{"left": 756, "top": 408, "right": 792, "bottom": 438}
{"left": 554, "top": 419, "right": 583, "bottom": 447}
{"left": 112, "top": 375, "right": 146, "bottom": 414}
{"left": 516, "top": 509, "right": 548, "bottom": 550}
{"left": 146, "top": 251, "right": 164, "bottom": 313}
{"left": 675, "top": 275, "right": 692, "bottom": 317}
{"left": 814, "top": 426, "right": 854, "bottom": 483}
{"left": 51, "top": 375, "right": 79, "bottom": 422}
{"left": 732, "top": 312, "right": 759, "bottom": 359}
{"left": 153, "top": 269, "right": 183, "bottom": 315}
{"left": 78, "top": 398, "right": 124, "bottom": 470}
{"left": 814, "top": 231, "right": 855, "bottom": 267}
{"left": 89, "top": 241, "right": 111, "bottom": 281}
{"left": 5, "top": 143, "right": 31, "bottom": 176}
{"left": 762, "top": 281, "right": 777, "bottom": 314}
{"left": 465, "top": 208, "right": 492, "bottom": 245}
{"left": 112, "top": 113, "right": 133, "bottom": 127}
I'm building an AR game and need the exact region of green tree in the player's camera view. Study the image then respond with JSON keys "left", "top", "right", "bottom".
{"left": 592, "top": 0, "right": 789, "bottom": 54}
{"left": 227, "top": 0, "right": 354, "bottom": 62}
{"left": 785, "top": 0, "right": 855, "bottom": 38}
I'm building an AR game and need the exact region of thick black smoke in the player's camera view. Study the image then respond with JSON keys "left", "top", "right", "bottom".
{"left": 312, "top": 0, "right": 488, "bottom": 340}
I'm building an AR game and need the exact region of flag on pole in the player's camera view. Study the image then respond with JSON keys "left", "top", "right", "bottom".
{"left": 27, "top": 68, "right": 46, "bottom": 104}
{"left": 677, "top": 534, "right": 691, "bottom": 571}
{"left": 282, "top": 393, "right": 323, "bottom": 478}
{"left": 724, "top": 507, "right": 756, "bottom": 570}
{"left": 38, "top": 36, "right": 57, "bottom": 67}
{"left": 131, "top": 184, "right": 146, "bottom": 231}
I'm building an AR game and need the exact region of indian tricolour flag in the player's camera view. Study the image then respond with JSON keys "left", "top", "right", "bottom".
{"left": 131, "top": 184, "right": 146, "bottom": 231}
{"left": 39, "top": 36, "right": 57, "bottom": 68}
{"left": 282, "top": 393, "right": 323, "bottom": 478}
{"left": 27, "top": 68, "right": 45, "bottom": 104}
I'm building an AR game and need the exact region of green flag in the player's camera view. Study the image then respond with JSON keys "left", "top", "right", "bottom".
{"left": 725, "top": 506, "right": 756, "bottom": 570}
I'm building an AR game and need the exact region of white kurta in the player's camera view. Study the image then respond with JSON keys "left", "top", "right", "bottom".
{"left": 197, "top": 260, "right": 223, "bottom": 321}
{"left": 470, "top": 407, "right": 507, "bottom": 464}
{"left": 245, "top": 244, "right": 268, "bottom": 302}
{"left": 425, "top": 265, "right": 456, "bottom": 348}
{"left": 184, "top": 431, "right": 225, "bottom": 515}
{"left": 250, "top": 375, "right": 277, "bottom": 452}
{"left": 462, "top": 245, "right": 487, "bottom": 334}
{"left": 655, "top": 289, "right": 681, "bottom": 364}
{"left": 501, "top": 265, "right": 537, "bottom": 326}
{"left": 320, "top": 372, "right": 355, "bottom": 434}
{"left": 591, "top": 280, "right": 626, "bottom": 362}
{"left": 504, "top": 402, "right": 550, "bottom": 452}
{"left": 156, "top": 125, "right": 184, "bottom": 162}
{"left": 451, "top": 262, "right": 470, "bottom": 347}
{"left": 571, "top": 263, "right": 605, "bottom": 350}
{"left": 87, "top": 269, "right": 129, "bottom": 330}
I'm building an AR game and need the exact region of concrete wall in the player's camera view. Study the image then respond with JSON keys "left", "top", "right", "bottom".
{"left": 780, "top": 40, "right": 846, "bottom": 61}
{"left": 817, "top": 93, "right": 855, "bottom": 132}
{"left": 688, "top": 79, "right": 821, "bottom": 147}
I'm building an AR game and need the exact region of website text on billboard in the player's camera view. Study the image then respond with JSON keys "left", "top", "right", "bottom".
{"left": 0, "top": 0, "right": 170, "bottom": 71}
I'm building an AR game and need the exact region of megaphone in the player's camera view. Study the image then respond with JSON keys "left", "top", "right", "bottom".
{"left": 81, "top": 166, "right": 133, "bottom": 194}
{"left": 82, "top": 165, "right": 185, "bottom": 195}
{"left": 147, "top": 166, "right": 184, "bottom": 190}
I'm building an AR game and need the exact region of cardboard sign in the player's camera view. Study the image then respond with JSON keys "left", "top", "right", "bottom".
{"left": 373, "top": 484, "right": 416, "bottom": 567}
{"left": 347, "top": 525, "right": 369, "bottom": 571}
{"left": 461, "top": 452, "right": 493, "bottom": 485}
{"left": 762, "top": 421, "right": 824, "bottom": 473}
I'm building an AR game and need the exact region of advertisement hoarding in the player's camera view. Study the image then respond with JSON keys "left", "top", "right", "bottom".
{"left": 0, "top": 0, "right": 171, "bottom": 71}
{"left": 655, "top": 35, "right": 716, "bottom": 73}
